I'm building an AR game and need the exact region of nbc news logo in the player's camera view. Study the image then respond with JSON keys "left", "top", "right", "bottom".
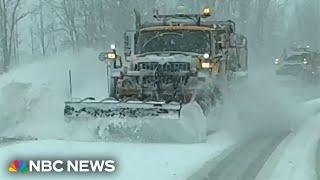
{"left": 8, "top": 159, "right": 116, "bottom": 173}
{"left": 9, "top": 160, "right": 28, "bottom": 173}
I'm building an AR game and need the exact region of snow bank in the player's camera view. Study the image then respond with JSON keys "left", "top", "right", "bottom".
{"left": 0, "top": 50, "right": 107, "bottom": 139}
{"left": 257, "top": 114, "right": 320, "bottom": 180}
{"left": 303, "top": 98, "right": 320, "bottom": 115}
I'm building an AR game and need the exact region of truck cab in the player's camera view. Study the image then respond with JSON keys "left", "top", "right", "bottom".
{"left": 100, "top": 7, "right": 248, "bottom": 104}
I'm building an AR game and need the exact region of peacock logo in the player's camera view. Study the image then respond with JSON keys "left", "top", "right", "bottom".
{"left": 8, "top": 160, "right": 28, "bottom": 173}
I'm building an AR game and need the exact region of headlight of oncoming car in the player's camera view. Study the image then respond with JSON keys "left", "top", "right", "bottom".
{"left": 303, "top": 58, "right": 308, "bottom": 65}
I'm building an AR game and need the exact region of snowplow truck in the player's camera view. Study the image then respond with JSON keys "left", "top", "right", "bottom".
{"left": 64, "top": 7, "right": 248, "bottom": 143}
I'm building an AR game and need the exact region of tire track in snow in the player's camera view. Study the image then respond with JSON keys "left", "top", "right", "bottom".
{"left": 188, "top": 133, "right": 289, "bottom": 180}
{"left": 316, "top": 139, "right": 320, "bottom": 180}
{"left": 0, "top": 137, "right": 37, "bottom": 148}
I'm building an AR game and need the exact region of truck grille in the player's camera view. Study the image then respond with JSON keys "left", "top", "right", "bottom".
{"left": 135, "top": 62, "right": 159, "bottom": 71}
{"left": 135, "top": 62, "right": 190, "bottom": 72}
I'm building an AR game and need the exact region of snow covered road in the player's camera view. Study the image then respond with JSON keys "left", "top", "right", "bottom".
{"left": 187, "top": 107, "right": 320, "bottom": 180}
{"left": 263, "top": 113, "right": 320, "bottom": 180}
{"left": 1, "top": 51, "right": 320, "bottom": 180}
{"left": 188, "top": 133, "right": 289, "bottom": 180}
{"left": 0, "top": 133, "right": 235, "bottom": 180}
{"left": 316, "top": 140, "right": 320, "bottom": 180}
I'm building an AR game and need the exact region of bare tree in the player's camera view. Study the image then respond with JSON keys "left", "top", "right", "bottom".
{"left": 39, "top": 0, "right": 46, "bottom": 56}
{"left": 0, "top": 0, "right": 28, "bottom": 72}
{"left": 290, "top": 0, "right": 320, "bottom": 48}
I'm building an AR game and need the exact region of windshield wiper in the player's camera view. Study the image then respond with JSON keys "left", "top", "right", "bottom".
{"left": 165, "top": 51, "right": 201, "bottom": 56}
{"left": 136, "top": 51, "right": 164, "bottom": 57}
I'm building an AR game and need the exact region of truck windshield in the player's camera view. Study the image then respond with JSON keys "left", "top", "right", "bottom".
{"left": 136, "top": 29, "right": 211, "bottom": 55}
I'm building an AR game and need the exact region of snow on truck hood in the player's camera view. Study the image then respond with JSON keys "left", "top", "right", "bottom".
{"left": 130, "top": 54, "right": 198, "bottom": 63}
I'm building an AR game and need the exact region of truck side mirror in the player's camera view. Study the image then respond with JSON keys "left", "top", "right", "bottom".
{"left": 124, "top": 33, "right": 131, "bottom": 57}
{"left": 230, "top": 34, "right": 247, "bottom": 48}
{"left": 218, "top": 34, "right": 227, "bottom": 48}
{"left": 236, "top": 35, "right": 247, "bottom": 48}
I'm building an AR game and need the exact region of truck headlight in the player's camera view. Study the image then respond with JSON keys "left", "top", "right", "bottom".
{"left": 274, "top": 58, "right": 279, "bottom": 65}
{"left": 107, "top": 52, "right": 117, "bottom": 60}
{"left": 202, "top": 62, "right": 211, "bottom": 69}
{"left": 203, "top": 7, "right": 213, "bottom": 17}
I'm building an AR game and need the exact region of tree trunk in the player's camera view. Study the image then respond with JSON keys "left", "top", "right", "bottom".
{"left": 39, "top": 0, "right": 46, "bottom": 56}
{"left": 2, "top": 0, "right": 10, "bottom": 72}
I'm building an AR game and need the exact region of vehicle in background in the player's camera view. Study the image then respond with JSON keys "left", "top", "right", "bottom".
{"left": 274, "top": 47, "right": 320, "bottom": 82}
